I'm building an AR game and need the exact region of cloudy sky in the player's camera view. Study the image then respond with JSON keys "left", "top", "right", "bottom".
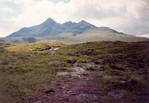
{"left": 0, "top": 0, "right": 149, "bottom": 37}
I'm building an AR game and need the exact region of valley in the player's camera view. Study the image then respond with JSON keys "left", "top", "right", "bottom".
{"left": 1, "top": 0, "right": 149, "bottom": 103}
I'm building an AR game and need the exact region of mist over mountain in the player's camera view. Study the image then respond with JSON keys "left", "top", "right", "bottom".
{"left": 137, "top": 34, "right": 149, "bottom": 38}
{"left": 6, "top": 18, "right": 148, "bottom": 43}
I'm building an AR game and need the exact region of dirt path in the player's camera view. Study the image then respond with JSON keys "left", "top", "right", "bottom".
{"left": 28, "top": 66, "right": 139, "bottom": 103}
{"left": 28, "top": 66, "right": 103, "bottom": 103}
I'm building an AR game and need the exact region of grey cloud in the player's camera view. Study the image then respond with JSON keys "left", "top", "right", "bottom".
{"left": 125, "top": 0, "right": 149, "bottom": 34}
{"left": 50, "top": 0, "right": 70, "bottom": 3}
{"left": 72, "top": 0, "right": 149, "bottom": 35}
{"left": 34, "top": 0, "right": 70, "bottom": 3}
{"left": 74, "top": 4, "right": 127, "bottom": 19}
{"left": 0, "top": 0, "right": 149, "bottom": 37}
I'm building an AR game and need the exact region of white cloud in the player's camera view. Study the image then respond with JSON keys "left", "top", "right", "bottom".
{"left": 0, "top": 0, "right": 149, "bottom": 37}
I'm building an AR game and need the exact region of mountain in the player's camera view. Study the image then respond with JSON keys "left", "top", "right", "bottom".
{"left": 8, "top": 18, "right": 96, "bottom": 38}
{"left": 8, "top": 18, "right": 63, "bottom": 38}
{"left": 6, "top": 18, "right": 148, "bottom": 43}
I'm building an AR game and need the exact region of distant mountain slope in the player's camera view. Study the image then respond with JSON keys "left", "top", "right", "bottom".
{"left": 48, "top": 27, "right": 148, "bottom": 43}
{"left": 6, "top": 18, "right": 148, "bottom": 43}
{"left": 0, "top": 39, "right": 5, "bottom": 43}
{"left": 8, "top": 18, "right": 96, "bottom": 38}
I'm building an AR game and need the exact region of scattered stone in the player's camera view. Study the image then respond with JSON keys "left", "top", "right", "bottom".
{"left": 57, "top": 67, "right": 88, "bottom": 78}
{"left": 57, "top": 72, "right": 70, "bottom": 76}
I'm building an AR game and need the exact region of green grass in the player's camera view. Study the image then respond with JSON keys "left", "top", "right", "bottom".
{"left": 0, "top": 41, "right": 148, "bottom": 102}
{"left": 55, "top": 41, "right": 149, "bottom": 94}
{"left": 0, "top": 41, "right": 68, "bottom": 102}
{"left": 5, "top": 40, "right": 65, "bottom": 53}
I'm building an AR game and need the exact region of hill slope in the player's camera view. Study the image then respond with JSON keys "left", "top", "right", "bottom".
{"left": 0, "top": 41, "right": 149, "bottom": 103}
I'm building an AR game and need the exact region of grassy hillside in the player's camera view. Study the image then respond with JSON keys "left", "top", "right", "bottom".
{"left": 5, "top": 40, "right": 65, "bottom": 53}
{"left": 60, "top": 32, "right": 149, "bottom": 43}
{"left": 0, "top": 41, "right": 149, "bottom": 103}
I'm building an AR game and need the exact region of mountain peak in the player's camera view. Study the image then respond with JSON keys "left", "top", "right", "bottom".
{"left": 45, "top": 18, "right": 55, "bottom": 22}
{"left": 76, "top": 20, "right": 97, "bottom": 29}
{"left": 63, "top": 21, "right": 73, "bottom": 25}
{"left": 8, "top": 17, "right": 127, "bottom": 42}
{"left": 79, "top": 20, "right": 88, "bottom": 23}
{"left": 42, "top": 18, "right": 56, "bottom": 25}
